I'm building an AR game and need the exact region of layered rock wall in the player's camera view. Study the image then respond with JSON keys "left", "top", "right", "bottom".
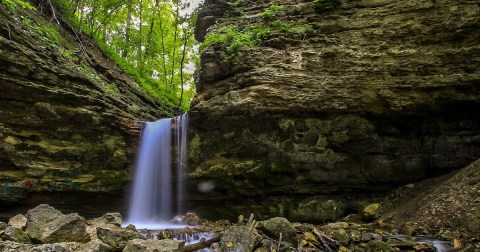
{"left": 189, "top": 0, "right": 480, "bottom": 220}
{"left": 0, "top": 5, "right": 176, "bottom": 201}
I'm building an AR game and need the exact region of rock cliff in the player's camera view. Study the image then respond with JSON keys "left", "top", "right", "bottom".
{"left": 0, "top": 4, "right": 177, "bottom": 202}
{"left": 189, "top": 0, "right": 480, "bottom": 220}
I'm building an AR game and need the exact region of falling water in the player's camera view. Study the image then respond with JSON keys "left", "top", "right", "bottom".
{"left": 176, "top": 113, "right": 188, "bottom": 215}
{"left": 124, "top": 114, "right": 189, "bottom": 229}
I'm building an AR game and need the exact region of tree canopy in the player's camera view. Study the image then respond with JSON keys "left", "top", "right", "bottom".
{"left": 53, "top": 0, "right": 199, "bottom": 111}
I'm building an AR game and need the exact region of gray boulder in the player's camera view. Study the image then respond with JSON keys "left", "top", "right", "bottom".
{"left": 123, "top": 239, "right": 185, "bottom": 252}
{"left": 76, "top": 240, "right": 112, "bottom": 252}
{"left": 97, "top": 225, "right": 140, "bottom": 251}
{"left": 37, "top": 213, "right": 91, "bottom": 244}
{"left": 87, "top": 213, "right": 123, "bottom": 239}
{"left": 25, "top": 204, "right": 63, "bottom": 241}
{"left": 8, "top": 214, "right": 27, "bottom": 230}
{"left": 256, "top": 217, "right": 297, "bottom": 246}
{"left": 220, "top": 226, "right": 256, "bottom": 252}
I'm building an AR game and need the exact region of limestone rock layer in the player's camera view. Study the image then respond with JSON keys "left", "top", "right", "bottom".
{"left": 189, "top": 0, "right": 480, "bottom": 218}
{"left": 0, "top": 5, "right": 176, "bottom": 201}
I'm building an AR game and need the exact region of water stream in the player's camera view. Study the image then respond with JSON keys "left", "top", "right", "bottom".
{"left": 124, "top": 114, "right": 188, "bottom": 230}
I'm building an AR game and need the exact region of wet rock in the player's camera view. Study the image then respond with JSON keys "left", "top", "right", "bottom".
{"left": 186, "top": 213, "right": 200, "bottom": 226}
{"left": 256, "top": 217, "right": 297, "bottom": 246}
{"left": 291, "top": 199, "right": 346, "bottom": 223}
{"left": 37, "top": 213, "right": 90, "bottom": 244}
{"left": 1, "top": 226, "right": 31, "bottom": 244}
{"left": 97, "top": 225, "right": 140, "bottom": 251}
{"left": 220, "top": 226, "right": 256, "bottom": 252}
{"left": 361, "top": 233, "right": 383, "bottom": 242}
{"left": 76, "top": 240, "right": 112, "bottom": 252}
{"left": 8, "top": 214, "right": 27, "bottom": 230}
{"left": 386, "top": 237, "right": 416, "bottom": 247}
{"left": 331, "top": 229, "right": 349, "bottom": 245}
{"left": 362, "top": 203, "right": 381, "bottom": 222}
{"left": 366, "top": 240, "right": 394, "bottom": 252}
{"left": 171, "top": 215, "right": 186, "bottom": 224}
{"left": 123, "top": 239, "right": 185, "bottom": 252}
{"left": 326, "top": 222, "right": 349, "bottom": 230}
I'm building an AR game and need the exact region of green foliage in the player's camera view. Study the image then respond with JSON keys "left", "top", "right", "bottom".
{"left": 201, "top": 25, "right": 261, "bottom": 56}
{"left": 259, "top": 4, "right": 284, "bottom": 20}
{"left": 270, "top": 20, "right": 313, "bottom": 36}
{"left": 50, "top": 0, "right": 199, "bottom": 111}
{"left": 20, "top": 16, "right": 61, "bottom": 47}
{"left": 313, "top": 0, "right": 341, "bottom": 13}
{"left": 202, "top": 3, "right": 314, "bottom": 57}
{"left": 1, "top": 0, "right": 35, "bottom": 11}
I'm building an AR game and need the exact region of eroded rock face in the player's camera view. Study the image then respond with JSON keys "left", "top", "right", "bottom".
{"left": 0, "top": 4, "right": 177, "bottom": 202}
{"left": 189, "top": 0, "right": 480, "bottom": 220}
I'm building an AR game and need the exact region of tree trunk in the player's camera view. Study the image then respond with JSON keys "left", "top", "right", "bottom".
{"left": 122, "top": 0, "right": 132, "bottom": 58}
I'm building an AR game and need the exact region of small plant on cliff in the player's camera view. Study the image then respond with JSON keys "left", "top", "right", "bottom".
{"left": 260, "top": 4, "right": 285, "bottom": 20}
{"left": 270, "top": 20, "right": 313, "bottom": 37}
{"left": 20, "top": 16, "right": 61, "bottom": 47}
{"left": 1, "top": 0, "right": 35, "bottom": 11}
{"left": 202, "top": 3, "right": 314, "bottom": 57}
{"left": 201, "top": 25, "right": 261, "bottom": 56}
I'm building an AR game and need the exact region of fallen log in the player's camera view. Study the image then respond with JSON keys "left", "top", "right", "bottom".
{"left": 184, "top": 235, "right": 221, "bottom": 252}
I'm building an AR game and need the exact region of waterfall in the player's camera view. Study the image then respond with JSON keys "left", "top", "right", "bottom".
{"left": 175, "top": 113, "right": 188, "bottom": 215}
{"left": 124, "top": 114, "right": 188, "bottom": 229}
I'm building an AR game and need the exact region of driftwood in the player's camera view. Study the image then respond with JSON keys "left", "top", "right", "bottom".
{"left": 184, "top": 235, "right": 221, "bottom": 252}
{"left": 313, "top": 228, "right": 338, "bottom": 252}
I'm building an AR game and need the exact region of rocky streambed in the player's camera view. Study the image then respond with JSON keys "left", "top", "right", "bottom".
{"left": 0, "top": 204, "right": 477, "bottom": 252}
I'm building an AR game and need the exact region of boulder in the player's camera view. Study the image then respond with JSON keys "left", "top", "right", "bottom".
{"left": 97, "top": 225, "right": 140, "bottom": 251}
{"left": 123, "top": 239, "right": 185, "bottom": 252}
{"left": 88, "top": 213, "right": 123, "bottom": 227}
{"left": 185, "top": 213, "right": 200, "bottom": 226}
{"left": 25, "top": 204, "right": 63, "bottom": 241}
{"left": 76, "top": 240, "right": 112, "bottom": 252}
{"left": 87, "top": 213, "right": 123, "bottom": 239}
{"left": 362, "top": 203, "right": 381, "bottom": 222}
{"left": 220, "top": 226, "right": 256, "bottom": 252}
{"left": 256, "top": 217, "right": 297, "bottom": 246}
{"left": 0, "top": 240, "right": 32, "bottom": 252}
{"left": 30, "top": 242, "right": 81, "bottom": 252}
{"left": 366, "top": 240, "right": 394, "bottom": 252}
{"left": 1, "top": 226, "right": 31, "bottom": 244}
{"left": 361, "top": 233, "right": 383, "bottom": 242}
{"left": 36, "top": 213, "right": 90, "bottom": 244}
{"left": 331, "top": 229, "right": 349, "bottom": 245}
{"left": 8, "top": 214, "right": 27, "bottom": 230}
